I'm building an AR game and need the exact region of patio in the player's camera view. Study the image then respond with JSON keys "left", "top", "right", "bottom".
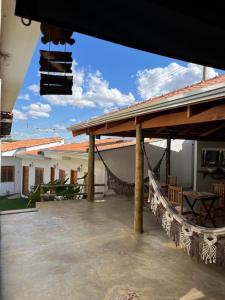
{"left": 1, "top": 196, "right": 225, "bottom": 300}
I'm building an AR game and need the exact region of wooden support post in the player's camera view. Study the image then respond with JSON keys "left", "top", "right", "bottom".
{"left": 166, "top": 138, "right": 171, "bottom": 184}
{"left": 134, "top": 123, "right": 144, "bottom": 233}
{"left": 87, "top": 134, "right": 95, "bottom": 202}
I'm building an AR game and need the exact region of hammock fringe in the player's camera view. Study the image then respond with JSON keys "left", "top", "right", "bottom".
{"left": 148, "top": 170, "right": 225, "bottom": 266}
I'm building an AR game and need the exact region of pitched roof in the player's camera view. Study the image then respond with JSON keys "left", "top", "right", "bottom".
{"left": 133, "top": 74, "right": 225, "bottom": 108}
{"left": 1, "top": 138, "right": 63, "bottom": 152}
{"left": 69, "top": 74, "right": 225, "bottom": 132}
{"left": 18, "top": 138, "right": 154, "bottom": 157}
{"left": 45, "top": 138, "right": 126, "bottom": 152}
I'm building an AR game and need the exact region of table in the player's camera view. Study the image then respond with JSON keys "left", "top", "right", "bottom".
{"left": 183, "top": 191, "right": 219, "bottom": 227}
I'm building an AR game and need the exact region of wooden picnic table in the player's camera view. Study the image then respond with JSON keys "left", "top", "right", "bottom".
{"left": 183, "top": 191, "right": 219, "bottom": 227}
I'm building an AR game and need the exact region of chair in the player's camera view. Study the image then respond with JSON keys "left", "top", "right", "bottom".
{"left": 161, "top": 175, "right": 177, "bottom": 196}
{"left": 168, "top": 175, "right": 177, "bottom": 186}
{"left": 212, "top": 183, "right": 225, "bottom": 216}
{"left": 168, "top": 185, "right": 184, "bottom": 214}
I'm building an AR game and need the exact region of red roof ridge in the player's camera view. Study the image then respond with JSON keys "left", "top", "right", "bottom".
{"left": 1, "top": 137, "right": 63, "bottom": 152}
{"left": 19, "top": 138, "right": 157, "bottom": 155}
{"left": 89, "top": 74, "right": 225, "bottom": 121}
{"left": 132, "top": 74, "right": 225, "bottom": 108}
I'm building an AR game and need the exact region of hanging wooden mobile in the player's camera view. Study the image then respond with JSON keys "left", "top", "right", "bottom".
{"left": 39, "top": 23, "right": 75, "bottom": 95}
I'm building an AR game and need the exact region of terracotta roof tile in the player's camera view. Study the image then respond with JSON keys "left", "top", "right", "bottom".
{"left": 19, "top": 138, "right": 155, "bottom": 156}
{"left": 19, "top": 150, "right": 41, "bottom": 156}
{"left": 47, "top": 138, "right": 123, "bottom": 152}
{"left": 1, "top": 138, "right": 63, "bottom": 152}
{"left": 141, "top": 74, "right": 225, "bottom": 106}
{"left": 86, "top": 74, "right": 225, "bottom": 121}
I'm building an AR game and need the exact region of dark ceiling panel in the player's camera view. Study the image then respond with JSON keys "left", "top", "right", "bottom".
{"left": 15, "top": 0, "right": 225, "bottom": 70}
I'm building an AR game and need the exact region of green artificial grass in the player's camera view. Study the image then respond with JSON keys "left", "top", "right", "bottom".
{"left": 0, "top": 196, "right": 36, "bottom": 211}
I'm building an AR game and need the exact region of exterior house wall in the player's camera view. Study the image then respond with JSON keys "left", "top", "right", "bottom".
{"left": 0, "top": 138, "right": 195, "bottom": 196}
{"left": 100, "top": 139, "right": 194, "bottom": 188}
{"left": 21, "top": 156, "right": 105, "bottom": 194}
{"left": 0, "top": 156, "right": 22, "bottom": 195}
{"left": 1, "top": 140, "right": 64, "bottom": 195}
{"left": 194, "top": 140, "right": 225, "bottom": 192}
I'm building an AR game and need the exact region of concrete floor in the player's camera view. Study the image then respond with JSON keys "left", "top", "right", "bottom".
{"left": 1, "top": 196, "right": 225, "bottom": 300}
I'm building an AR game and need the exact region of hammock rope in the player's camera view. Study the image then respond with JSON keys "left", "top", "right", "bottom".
{"left": 148, "top": 170, "right": 225, "bottom": 265}
{"left": 95, "top": 143, "right": 166, "bottom": 196}
{"left": 142, "top": 141, "right": 166, "bottom": 180}
{"left": 95, "top": 145, "right": 135, "bottom": 196}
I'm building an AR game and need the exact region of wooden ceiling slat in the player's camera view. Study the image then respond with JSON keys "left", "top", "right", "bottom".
{"left": 200, "top": 123, "right": 225, "bottom": 137}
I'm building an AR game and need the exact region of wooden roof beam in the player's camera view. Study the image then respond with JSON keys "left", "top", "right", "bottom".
{"left": 200, "top": 123, "right": 225, "bottom": 137}
{"left": 72, "top": 128, "right": 86, "bottom": 136}
{"left": 105, "top": 118, "right": 133, "bottom": 129}
{"left": 142, "top": 103, "right": 225, "bottom": 129}
{"left": 89, "top": 119, "right": 135, "bottom": 135}
{"left": 187, "top": 105, "right": 192, "bottom": 118}
{"left": 177, "top": 124, "right": 200, "bottom": 136}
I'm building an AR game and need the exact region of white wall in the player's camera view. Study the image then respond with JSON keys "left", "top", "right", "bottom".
{"left": 194, "top": 140, "right": 225, "bottom": 192}
{"left": 100, "top": 139, "right": 194, "bottom": 188}
{"left": 0, "top": 156, "right": 22, "bottom": 195}
{"left": 21, "top": 156, "right": 105, "bottom": 194}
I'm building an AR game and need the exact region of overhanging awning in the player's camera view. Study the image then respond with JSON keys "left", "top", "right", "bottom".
{"left": 15, "top": 1, "right": 225, "bottom": 70}
{"left": 68, "top": 79, "right": 225, "bottom": 141}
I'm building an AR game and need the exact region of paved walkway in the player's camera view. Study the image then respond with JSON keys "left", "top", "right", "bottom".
{"left": 1, "top": 196, "right": 225, "bottom": 300}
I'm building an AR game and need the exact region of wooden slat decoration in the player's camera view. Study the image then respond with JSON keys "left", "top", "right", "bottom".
{"left": 39, "top": 48, "right": 74, "bottom": 94}
{"left": 40, "top": 23, "right": 75, "bottom": 45}
{"left": 40, "top": 85, "right": 72, "bottom": 95}
{"left": 40, "top": 74, "right": 73, "bottom": 86}
{"left": 40, "top": 57, "right": 72, "bottom": 66}
{"left": 40, "top": 61, "right": 72, "bottom": 73}
{"left": 40, "top": 50, "right": 72, "bottom": 62}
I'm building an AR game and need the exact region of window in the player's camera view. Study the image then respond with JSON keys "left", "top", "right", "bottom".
{"left": 1, "top": 166, "right": 15, "bottom": 182}
{"left": 201, "top": 148, "right": 225, "bottom": 167}
{"left": 35, "top": 168, "right": 44, "bottom": 186}
{"left": 59, "top": 169, "right": 66, "bottom": 181}
{"left": 221, "top": 151, "right": 225, "bottom": 166}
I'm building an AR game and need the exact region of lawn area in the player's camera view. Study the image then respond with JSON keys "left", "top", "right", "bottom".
{"left": 0, "top": 196, "right": 36, "bottom": 211}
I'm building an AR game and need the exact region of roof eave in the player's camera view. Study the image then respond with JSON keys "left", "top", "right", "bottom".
{"left": 68, "top": 82, "right": 225, "bottom": 132}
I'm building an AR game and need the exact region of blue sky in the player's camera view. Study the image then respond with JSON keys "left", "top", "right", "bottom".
{"left": 12, "top": 32, "right": 224, "bottom": 142}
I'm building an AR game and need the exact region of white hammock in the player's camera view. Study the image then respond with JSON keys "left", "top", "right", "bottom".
{"left": 148, "top": 170, "right": 225, "bottom": 265}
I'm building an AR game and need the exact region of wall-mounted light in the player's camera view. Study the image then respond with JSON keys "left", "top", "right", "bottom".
{"left": 53, "top": 162, "right": 59, "bottom": 168}
{"left": 77, "top": 164, "right": 83, "bottom": 172}
{"left": 29, "top": 162, "right": 34, "bottom": 167}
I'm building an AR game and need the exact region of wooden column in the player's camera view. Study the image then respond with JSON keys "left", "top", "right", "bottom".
{"left": 134, "top": 123, "right": 144, "bottom": 233}
{"left": 87, "top": 134, "right": 95, "bottom": 202}
{"left": 166, "top": 137, "right": 171, "bottom": 184}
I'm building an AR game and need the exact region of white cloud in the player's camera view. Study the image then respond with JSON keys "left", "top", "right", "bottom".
{"left": 34, "top": 128, "right": 55, "bottom": 133}
{"left": 18, "top": 93, "right": 30, "bottom": 101}
{"left": 70, "top": 118, "right": 76, "bottom": 122}
{"left": 23, "top": 102, "right": 52, "bottom": 119}
{"left": 13, "top": 109, "right": 27, "bottom": 120}
{"left": 28, "top": 60, "right": 135, "bottom": 109}
{"left": 136, "top": 63, "right": 218, "bottom": 100}
{"left": 85, "top": 71, "right": 135, "bottom": 108}
{"left": 28, "top": 84, "right": 39, "bottom": 94}
{"left": 53, "top": 124, "right": 66, "bottom": 130}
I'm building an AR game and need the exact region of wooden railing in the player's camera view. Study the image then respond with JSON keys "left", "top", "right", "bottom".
{"left": 39, "top": 183, "right": 105, "bottom": 201}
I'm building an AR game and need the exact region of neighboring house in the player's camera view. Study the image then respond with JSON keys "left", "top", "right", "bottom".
{"left": 0, "top": 138, "right": 64, "bottom": 195}
{"left": 0, "top": 138, "right": 122, "bottom": 196}
{"left": 16, "top": 140, "right": 110, "bottom": 196}
{"left": 1, "top": 137, "right": 224, "bottom": 196}
{"left": 16, "top": 138, "right": 196, "bottom": 196}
